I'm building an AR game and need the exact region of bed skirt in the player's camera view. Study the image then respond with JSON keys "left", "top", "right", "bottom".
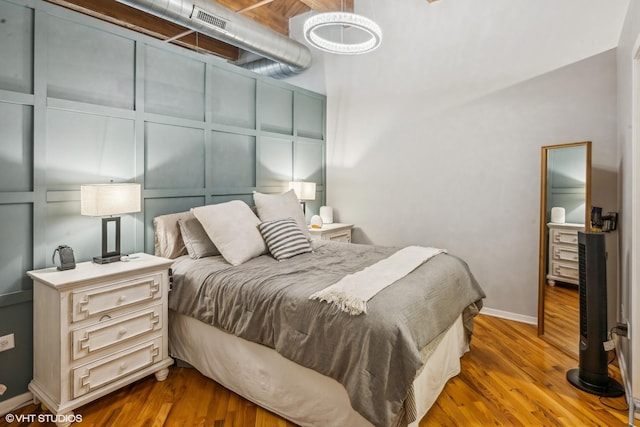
{"left": 168, "top": 310, "right": 468, "bottom": 427}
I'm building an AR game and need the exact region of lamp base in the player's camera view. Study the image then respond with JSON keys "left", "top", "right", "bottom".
{"left": 93, "top": 254, "right": 121, "bottom": 264}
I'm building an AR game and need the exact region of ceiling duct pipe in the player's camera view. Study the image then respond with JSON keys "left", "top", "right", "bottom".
{"left": 115, "top": 0, "right": 312, "bottom": 78}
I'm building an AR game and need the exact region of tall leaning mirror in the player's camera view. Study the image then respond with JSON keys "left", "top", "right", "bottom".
{"left": 537, "top": 141, "right": 591, "bottom": 357}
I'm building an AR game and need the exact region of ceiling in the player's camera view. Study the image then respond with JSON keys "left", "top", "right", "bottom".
{"left": 44, "top": 0, "right": 360, "bottom": 62}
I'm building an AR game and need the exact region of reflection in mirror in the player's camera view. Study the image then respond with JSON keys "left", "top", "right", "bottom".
{"left": 538, "top": 142, "right": 591, "bottom": 357}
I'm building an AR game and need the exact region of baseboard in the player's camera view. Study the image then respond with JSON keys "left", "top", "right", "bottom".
{"left": 480, "top": 307, "right": 537, "bottom": 325}
{"left": 0, "top": 392, "right": 32, "bottom": 416}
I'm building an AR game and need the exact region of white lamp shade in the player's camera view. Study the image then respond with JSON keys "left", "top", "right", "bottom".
{"left": 288, "top": 181, "right": 316, "bottom": 201}
{"left": 80, "top": 183, "right": 141, "bottom": 216}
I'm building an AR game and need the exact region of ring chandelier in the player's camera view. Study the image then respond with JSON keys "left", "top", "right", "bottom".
{"left": 303, "top": 12, "right": 382, "bottom": 55}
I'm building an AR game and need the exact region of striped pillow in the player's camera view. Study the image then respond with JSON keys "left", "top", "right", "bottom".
{"left": 258, "top": 217, "right": 312, "bottom": 261}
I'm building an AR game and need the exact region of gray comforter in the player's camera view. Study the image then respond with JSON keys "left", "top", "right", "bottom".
{"left": 169, "top": 240, "right": 485, "bottom": 427}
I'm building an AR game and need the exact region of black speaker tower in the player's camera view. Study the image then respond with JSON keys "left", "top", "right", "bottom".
{"left": 566, "top": 231, "right": 624, "bottom": 397}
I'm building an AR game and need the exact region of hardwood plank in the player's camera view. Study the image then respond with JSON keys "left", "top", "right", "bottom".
{"left": 544, "top": 283, "right": 579, "bottom": 357}
{"left": 3, "top": 315, "right": 627, "bottom": 427}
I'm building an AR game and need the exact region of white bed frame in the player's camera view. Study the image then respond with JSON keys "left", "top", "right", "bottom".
{"left": 168, "top": 311, "right": 468, "bottom": 427}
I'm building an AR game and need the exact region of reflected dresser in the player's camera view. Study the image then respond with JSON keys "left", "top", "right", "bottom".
{"left": 547, "top": 222, "right": 585, "bottom": 286}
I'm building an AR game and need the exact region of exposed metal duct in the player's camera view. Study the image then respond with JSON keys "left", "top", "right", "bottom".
{"left": 115, "top": 0, "right": 312, "bottom": 78}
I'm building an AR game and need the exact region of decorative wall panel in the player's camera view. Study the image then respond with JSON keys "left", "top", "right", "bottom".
{"left": 0, "top": 102, "right": 32, "bottom": 192}
{"left": 295, "top": 93, "right": 325, "bottom": 140}
{"left": 211, "top": 131, "right": 256, "bottom": 189}
{"left": 210, "top": 194, "right": 254, "bottom": 205}
{"left": 210, "top": 66, "right": 256, "bottom": 129}
{"left": 0, "top": 1, "right": 33, "bottom": 94}
{"left": 145, "top": 122, "right": 205, "bottom": 189}
{"left": 294, "top": 141, "right": 323, "bottom": 184}
{"left": 46, "top": 109, "right": 136, "bottom": 187}
{"left": 145, "top": 46, "right": 205, "bottom": 121}
{"left": 258, "top": 137, "right": 293, "bottom": 187}
{"left": 260, "top": 82, "right": 293, "bottom": 135}
{"left": 47, "top": 16, "right": 135, "bottom": 109}
{"left": 0, "top": 204, "right": 32, "bottom": 294}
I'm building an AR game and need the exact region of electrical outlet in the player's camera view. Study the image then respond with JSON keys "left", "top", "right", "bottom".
{"left": 0, "top": 333, "right": 15, "bottom": 352}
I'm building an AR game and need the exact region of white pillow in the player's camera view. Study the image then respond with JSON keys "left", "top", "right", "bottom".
{"left": 192, "top": 201, "right": 267, "bottom": 266}
{"left": 253, "top": 190, "right": 310, "bottom": 239}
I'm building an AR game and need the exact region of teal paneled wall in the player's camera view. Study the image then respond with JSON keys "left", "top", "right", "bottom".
{"left": 0, "top": 0, "right": 325, "bottom": 402}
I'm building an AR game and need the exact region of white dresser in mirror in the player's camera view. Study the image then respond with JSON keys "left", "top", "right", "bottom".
{"left": 546, "top": 222, "right": 585, "bottom": 286}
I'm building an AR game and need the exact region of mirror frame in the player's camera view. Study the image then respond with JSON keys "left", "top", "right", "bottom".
{"left": 537, "top": 141, "right": 592, "bottom": 337}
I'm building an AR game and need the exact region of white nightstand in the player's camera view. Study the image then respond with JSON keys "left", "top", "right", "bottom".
{"left": 547, "top": 222, "right": 584, "bottom": 286}
{"left": 27, "top": 253, "right": 174, "bottom": 426}
{"left": 308, "top": 223, "right": 354, "bottom": 243}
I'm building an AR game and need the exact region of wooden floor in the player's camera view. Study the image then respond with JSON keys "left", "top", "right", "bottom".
{"left": 543, "top": 283, "right": 580, "bottom": 357}
{"left": 4, "top": 314, "right": 628, "bottom": 427}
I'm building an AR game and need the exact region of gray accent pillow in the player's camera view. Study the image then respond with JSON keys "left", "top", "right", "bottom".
{"left": 258, "top": 218, "right": 312, "bottom": 261}
{"left": 253, "top": 190, "right": 310, "bottom": 239}
{"left": 192, "top": 201, "right": 267, "bottom": 266}
{"left": 178, "top": 216, "right": 220, "bottom": 259}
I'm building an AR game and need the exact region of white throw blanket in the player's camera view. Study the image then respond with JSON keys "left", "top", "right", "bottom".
{"left": 309, "top": 246, "right": 446, "bottom": 315}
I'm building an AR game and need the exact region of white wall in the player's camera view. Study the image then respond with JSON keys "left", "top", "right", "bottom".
{"left": 328, "top": 52, "right": 618, "bottom": 319}
{"left": 616, "top": 0, "right": 640, "bottom": 414}
{"left": 287, "top": 0, "right": 626, "bottom": 319}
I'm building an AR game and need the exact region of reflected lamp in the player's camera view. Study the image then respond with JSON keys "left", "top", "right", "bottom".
{"left": 80, "top": 183, "right": 141, "bottom": 264}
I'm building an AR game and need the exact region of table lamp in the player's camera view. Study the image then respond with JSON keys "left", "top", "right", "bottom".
{"left": 80, "top": 183, "right": 141, "bottom": 264}
{"left": 288, "top": 181, "right": 316, "bottom": 213}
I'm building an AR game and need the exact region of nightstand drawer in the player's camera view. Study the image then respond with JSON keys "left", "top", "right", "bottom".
{"left": 72, "top": 306, "right": 162, "bottom": 361}
{"left": 549, "top": 261, "right": 579, "bottom": 281}
{"left": 550, "top": 228, "right": 579, "bottom": 245}
{"left": 73, "top": 338, "right": 162, "bottom": 398}
{"left": 72, "top": 274, "right": 162, "bottom": 322}
{"left": 551, "top": 245, "right": 579, "bottom": 263}
{"left": 325, "top": 230, "right": 351, "bottom": 243}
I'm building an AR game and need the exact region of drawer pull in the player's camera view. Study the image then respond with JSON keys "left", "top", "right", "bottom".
{"left": 78, "top": 297, "right": 90, "bottom": 314}
{"left": 79, "top": 335, "right": 90, "bottom": 350}
{"left": 118, "top": 295, "right": 127, "bottom": 303}
{"left": 80, "top": 374, "right": 90, "bottom": 387}
{"left": 118, "top": 327, "right": 127, "bottom": 337}
{"left": 150, "top": 281, "right": 160, "bottom": 295}
{"left": 119, "top": 362, "right": 128, "bottom": 371}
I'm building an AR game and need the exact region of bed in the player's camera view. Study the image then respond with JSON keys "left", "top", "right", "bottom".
{"left": 153, "top": 192, "right": 485, "bottom": 427}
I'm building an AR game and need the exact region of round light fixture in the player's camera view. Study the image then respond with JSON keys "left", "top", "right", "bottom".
{"left": 303, "top": 12, "right": 382, "bottom": 55}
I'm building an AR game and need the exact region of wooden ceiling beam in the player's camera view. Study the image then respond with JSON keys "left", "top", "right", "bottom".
{"left": 236, "top": 0, "right": 276, "bottom": 14}
{"left": 298, "top": 0, "right": 353, "bottom": 13}
{"left": 44, "top": 0, "right": 239, "bottom": 60}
